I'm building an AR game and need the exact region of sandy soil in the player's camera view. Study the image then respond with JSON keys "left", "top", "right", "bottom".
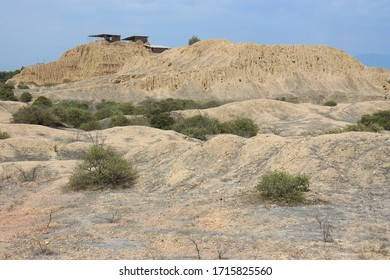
{"left": 1, "top": 99, "right": 389, "bottom": 260}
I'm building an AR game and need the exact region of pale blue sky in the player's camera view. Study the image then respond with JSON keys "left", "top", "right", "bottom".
{"left": 1, "top": 0, "right": 389, "bottom": 70}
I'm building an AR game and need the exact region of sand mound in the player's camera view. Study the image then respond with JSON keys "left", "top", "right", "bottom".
{"left": 1, "top": 123, "right": 389, "bottom": 259}
{"left": 8, "top": 41, "right": 150, "bottom": 86}
{"left": 117, "top": 40, "right": 389, "bottom": 101}
{"left": 114, "top": 40, "right": 390, "bottom": 102}
{"left": 9, "top": 39, "right": 390, "bottom": 103}
{"left": 2, "top": 39, "right": 390, "bottom": 259}
{"left": 173, "top": 99, "right": 390, "bottom": 136}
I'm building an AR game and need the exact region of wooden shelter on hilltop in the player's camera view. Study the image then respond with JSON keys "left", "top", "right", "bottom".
{"left": 145, "top": 45, "right": 171, "bottom": 54}
{"left": 122, "top": 35, "right": 149, "bottom": 44}
{"left": 88, "top": 33, "right": 171, "bottom": 53}
{"left": 88, "top": 34, "right": 121, "bottom": 43}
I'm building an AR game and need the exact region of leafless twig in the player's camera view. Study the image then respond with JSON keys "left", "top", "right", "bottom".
{"left": 11, "top": 163, "right": 41, "bottom": 182}
{"left": 87, "top": 131, "right": 107, "bottom": 146}
{"left": 189, "top": 236, "right": 201, "bottom": 260}
{"left": 46, "top": 207, "right": 63, "bottom": 228}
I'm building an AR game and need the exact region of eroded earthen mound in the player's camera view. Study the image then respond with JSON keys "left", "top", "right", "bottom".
{"left": 1, "top": 123, "right": 389, "bottom": 259}
{"left": 8, "top": 41, "right": 150, "bottom": 86}
{"left": 8, "top": 39, "right": 390, "bottom": 103}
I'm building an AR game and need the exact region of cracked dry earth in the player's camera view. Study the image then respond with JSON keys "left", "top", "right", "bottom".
{"left": 0, "top": 101, "right": 390, "bottom": 260}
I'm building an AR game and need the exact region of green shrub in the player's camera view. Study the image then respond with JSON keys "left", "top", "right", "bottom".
{"left": 175, "top": 115, "right": 221, "bottom": 133}
{"left": 56, "top": 100, "right": 90, "bottom": 110}
{"left": 326, "top": 123, "right": 383, "bottom": 134}
{"left": 325, "top": 109, "right": 389, "bottom": 134}
{"left": 127, "top": 116, "right": 150, "bottom": 126}
{"left": 220, "top": 118, "right": 258, "bottom": 138}
{"left": 68, "top": 145, "right": 137, "bottom": 190}
{"left": 200, "top": 100, "right": 224, "bottom": 108}
{"left": 117, "top": 102, "right": 135, "bottom": 115}
{"left": 256, "top": 171, "right": 310, "bottom": 203}
{"left": 19, "top": 92, "right": 33, "bottom": 103}
{"left": 32, "top": 96, "right": 53, "bottom": 108}
{"left": 188, "top": 35, "right": 201, "bottom": 46}
{"left": 12, "top": 106, "right": 62, "bottom": 127}
{"left": 110, "top": 114, "right": 131, "bottom": 127}
{"left": 0, "top": 69, "right": 22, "bottom": 83}
{"left": 150, "top": 112, "right": 176, "bottom": 129}
{"left": 0, "top": 83, "right": 17, "bottom": 101}
{"left": 95, "top": 100, "right": 134, "bottom": 120}
{"left": 0, "top": 130, "right": 10, "bottom": 140}
{"left": 179, "top": 127, "right": 208, "bottom": 140}
{"left": 79, "top": 120, "right": 103, "bottom": 131}
{"left": 135, "top": 98, "right": 222, "bottom": 116}
{"left": 17, "top": 84, "right": 30, "bottom": 89}
{"left": 53, "top": 106, "right": 94, "bottom": 128}
{"left": 96, "top": 100, "right": 117, "bottom": 110}
{"left": 95, "top": 106, "right": 116, "bottom": 120}
{"left": 323, "top": 100, "right": 337, "bottom": 106}
{"left": 172, "top": 115, "right": 258, "bottom": 140}
{"left": 358, "top": 110, "right": 390, "bottom": 130}
{"left": 345, "top": 123, "right": 383, "bottom": 133}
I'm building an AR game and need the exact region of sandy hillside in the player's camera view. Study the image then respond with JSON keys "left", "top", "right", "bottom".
{"left": 1, "top": 98, "right": 389, "bottom": 259}
{"left": 8, "top": 40, "right": 390, "bottom": 103}
{"left": 1, "top": 39, "right": 390, "bottom": 259}
{"left": 8, "top": 41, "right": 150, "bottom": 86}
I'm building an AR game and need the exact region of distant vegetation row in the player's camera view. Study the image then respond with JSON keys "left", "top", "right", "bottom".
{"left": 0, "top": 69, "right": 24, "bottom": 102}
{"left": 10, "top": 96, "right": 258, "bottom": 140}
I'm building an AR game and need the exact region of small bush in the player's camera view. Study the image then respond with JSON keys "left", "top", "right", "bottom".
{"left": 0, "top": 130, "right": 10, "bottom": 140}
{"left": 19, "top": 92, "right": 33, "bottom": 103}
{"left": 12, "top": 106, "right": 62, "bottom": 127}
{"left": 172, "top": 115, "right": 258, "bottom": 140}
{"left": 0, "top": 83, "right": 17, "bottom": 101}
{"left": 220, "top": 118, "right": 258, "bottom": 138}
{"left": 176, "top": 115, "right": 221, "bottom": 132}
{"left": 17, "top": 84, "right": 30, "bottom": 89}
{"left": 323, "top": 101, "right": 337, "bottom": 106}
{"left": 95, "top": 106, "right": 116, "bottom": 120}
{"left": 0, "top": 69, "right": 21, "bottom": 83}
{"left": 172, "top": 115, "right": 221, "bottom": 139}
{"left": 358, "top": 110, "right": 390, "bottom": 130}
{"left": 53, "top": 106, "right": 94, "bottom": 128}
{"left": 127, "top": 116, "right": 150, "bottom": 126}
{"left": 110, "top": 114, "right": 131, "bottom": 127}
{"left": 55, "top": 100, "right": 90, "bottom": 110}
{"left": 79, "top": 120, "right": 103, "bottom": 131}
{"left": 32, "top": 96, "right": 53, "bottom": 108}
{"left": 95, "top": 100, "right": 134, "bottom": 120}
{"left": 68, "top": 145, "right": 137, "bottom": 190}
{"left": 256, "top": 171, "right": 310, "bottom": 203}
{"left": 135, "top": 98, "right": 222, "bottom": 116}
{"left": 344, "top": 123, "right": 383, "bottom": 133}
{"left": 150, "top": 112, "right": 176, "bottom": 130}
{"left": 117, "top": 102, "right": 135, "bottom": 115}
{"left": 180, "top": 127, "right": 208, "bottom": 140}
{"left": 188, "top": 35, "right": 201, "bottom": 46}
{"left": 325, "top": 110, "right": 389, "bottom": 134}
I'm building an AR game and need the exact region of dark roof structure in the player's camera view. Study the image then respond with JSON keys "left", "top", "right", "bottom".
{"left": 122, "top": 36, "right": 149, "bottom": 43}
{"left": 145, "top": 45, "right": 171, "bottom": 54}
{"left": 89, "top": 34, "right": 121, "bottom": 42}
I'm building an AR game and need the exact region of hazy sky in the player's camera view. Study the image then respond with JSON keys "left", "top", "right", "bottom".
{"left": 1, "top": 0, "right": 389, "bottom": 70}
